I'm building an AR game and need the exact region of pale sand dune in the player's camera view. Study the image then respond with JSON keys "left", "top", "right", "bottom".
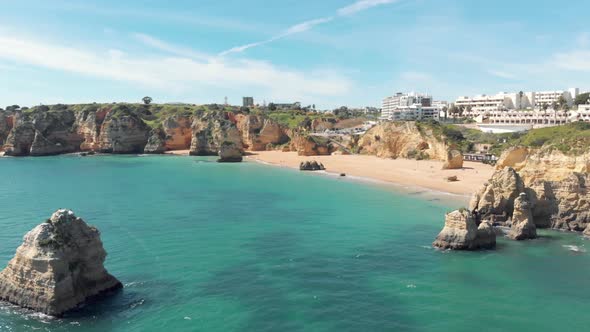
{"left": 246, "top": 151, "right": 494, "bottom": 196}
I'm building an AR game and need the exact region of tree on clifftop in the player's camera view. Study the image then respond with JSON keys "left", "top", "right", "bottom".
{"left": 142, "top": 96, "right": 153, "bottom": 105}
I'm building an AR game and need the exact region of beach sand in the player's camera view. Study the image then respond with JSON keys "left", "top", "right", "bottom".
{"left": 164, "top": 150, "right": 190, "bottom": 156}
{"left": 246, "top": 151, "right": 494, "bottom": 196}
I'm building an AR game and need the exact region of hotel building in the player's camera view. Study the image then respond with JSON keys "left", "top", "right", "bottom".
{"left": 381, "top": 92, "right": 439, "bottom": 121}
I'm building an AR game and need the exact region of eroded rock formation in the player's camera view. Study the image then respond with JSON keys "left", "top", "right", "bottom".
{"left": 96, "top": 106, "right": 150, "bottom": 153}
{"left": 236, "top": 115, "right": 288, "bottom": 151}
{"left": 218, "top": 141, "right": 243, "bottom": 162}
{"left": 292, "top": 134, "right": 332, "bottom": 156}
{"left": 432, "top": 210, "right": 496, "bottom": 250}
{"left": 508, "top": 193, "right": 537, "bottom": 240}
{"left": 490, "top": 147, "right": 590, "bottom": 231}
{"left": 144, "top": 128, "right": 167, "bottom": 154}
{"left": 0, "top": 209, "right": 122, "bottom": 316}
{"left": 357, "top": 122, "right": 449, "bottom": 161}
{"left": 469, "top": 167, "right": 525, "bottom": 224}
{"left": 189, "top": 112, "right": 242, "bottom": 156}
{"left": 442, "top": 149, "right": 464, "bottom": 170}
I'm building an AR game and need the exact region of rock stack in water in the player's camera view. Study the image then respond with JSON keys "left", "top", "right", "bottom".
{"left": 217, "top": 141, "right": 243, "bottom": 162}
{"left": 433, "top": 210, "right": 496, "bottom": 250}
{"left": 0, "top": 209, "right": 122, "bottom": 316}
{"left": 508, "top": 193, "right": 537, "bottom": 240}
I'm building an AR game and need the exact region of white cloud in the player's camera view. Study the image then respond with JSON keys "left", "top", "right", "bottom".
{"left": 488, "top": 70, "right": 517, "bottom": 80}
{"left": 132, "top": 33, "right": 209, "bottom": 60}
{"left": 0, "top": 34, "right": 353, "bottom": 101}
{"left": 337, "top": 0, "right": 400, "bottom": 16}
{"left": 219, "top": 0, "right": 401, "bottom": 56}
{"left": 553, "top": 51, "right": 590, "bottom": 72}
{"left": 283, "top": 17, "right": 334, "bottom": 35}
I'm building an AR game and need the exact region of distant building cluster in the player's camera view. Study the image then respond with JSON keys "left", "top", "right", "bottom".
{"left": 455, "top": 88, "right": 580, "bottom": 115}
{"left": 379, "top": 87, "right": 590, "bottom": 132}
{"left": 380, "top": 92, "right": 446, "bottom": 121}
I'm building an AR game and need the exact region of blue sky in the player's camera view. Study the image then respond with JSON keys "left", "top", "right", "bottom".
{"left": 0, "top": 0, "right": 589, "bottom": 109}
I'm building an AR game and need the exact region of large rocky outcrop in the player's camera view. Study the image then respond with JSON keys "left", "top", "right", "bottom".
{"left": 469, "top": 167, "right": 525, "bottom": 223}
{"left": 217, "top": 141, "right": 243, "bottom": 162}
{"left": 492, "top": 146, "right": 590, "bottom": 231}
{"left": 75, "top": 106, "right": 108, "bottom": 152}
{"left": 0, "top": 110, "right": 12, "bottom": 149}
{"left": 235, "top": 115, "right": 288, "bottom": 151}
{"left": 291, "top": 134, "right": 332, "bottom": 156}
{"left": 442, "top": 149, "right": 464, "bottom": 170}
{"left": 144, "top": 128, "right": 167, "bottom": 154}
{"left": 0, "top": 209, "right": 122, "bottom": 316}
{"left": 190, "top": 112, "right": 242, "bottom": 156}
{"left": 508, "top": 193, "right": 537, "bottom": 240}
{"left": 358, "top": 122, "right": 449, "bottom": 161}
{"left": 4, "top": 110, "right": 83, "bottom": 156}
{"left": 162, "top": 115, "right": 192, "bottom": 150}
{"left": 96, "top": 106, "right": 150, "bottom": 153}
{"left": 432, "top": 210, "right": 496, "bottom": 250}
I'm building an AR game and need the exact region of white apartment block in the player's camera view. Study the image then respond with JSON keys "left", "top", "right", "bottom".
{"left": 455, "top": 88, "right": 580, "bottom": 118}
{"left": 382, "top": 105, "right": 441, "bottom": 121}
{"left": 382, "top": 92, "right": 434, "bottom": 121}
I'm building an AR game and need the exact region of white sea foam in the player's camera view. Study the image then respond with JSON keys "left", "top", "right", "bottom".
{"left": 563, "top": 245, "right": 586, "bottom": 253}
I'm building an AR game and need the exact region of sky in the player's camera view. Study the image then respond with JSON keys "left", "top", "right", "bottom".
{"left": 0, "top": 0, "right": 589, "bottom": 109}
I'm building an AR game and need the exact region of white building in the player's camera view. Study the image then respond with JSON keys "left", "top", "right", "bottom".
{"left": 454, "top": 88, "right": 580, "bottom": 120}
{"left": 455, "top": 92, "right": 523, "bottom": 114}
{"left": 382, "top": 105, "right": 441, "bottom": 121}
{"left": 382, "top": 92, "right": 433, "bottom": 120}
{"left": 534, "top": 88, "right": 578, "bottom": 108}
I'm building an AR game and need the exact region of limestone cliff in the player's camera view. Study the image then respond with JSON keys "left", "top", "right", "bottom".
{"left": 4, "top": 109, "right": 83, "bottom": 156}
{"left": 0, "top": 209, "right": 121, "bottom": 316}
{"left": 491, "top": 146, "right": 590, "bottom": 231}
{"left": 291, "top": 133, "right": 332, "bottom": 156}
{"left": 189, "top": 112, "right": 243, "bottom": 156}
{"left": 358, "top": 122, "right": 451, "bottom": 161}
{"left": 161, "top": 115, "right": 192, "bottom": 150}
{"left": 144, "top": 128, "right": 167, "bottom": 154}
{"left": 0, "top": 110, "right": 12, "bottom": 149}
{"left": 96, "top": 105, "right": 150, "bottom": 153}
{"left": 235, "top": 114, "right": 288, "bottom": 151}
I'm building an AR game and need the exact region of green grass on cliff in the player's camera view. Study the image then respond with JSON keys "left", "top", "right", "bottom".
{"left": 266, "top": 112, "right": 336, "bottom": 129}
{"left": 415, "top": 120, "right": 590, "bottom": 155}
{"left": 490, "top": 122, "right": 590, "bottom": 154}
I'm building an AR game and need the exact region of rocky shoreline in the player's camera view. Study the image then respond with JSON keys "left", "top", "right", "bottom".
{"left": 0, "top": 105, "right": 466, "bottom": 169}
{"left": 434, "top": 146, "right": 590, "bottom": 250}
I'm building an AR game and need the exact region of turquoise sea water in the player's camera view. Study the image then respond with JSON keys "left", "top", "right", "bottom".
{"left": 0, "top": 155, "right": 589, "bottom": 332}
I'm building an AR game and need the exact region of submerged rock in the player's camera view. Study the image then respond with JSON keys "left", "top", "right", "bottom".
{"left": 433, "top": 210, "right": 496, "bottom": 250}
{"left": 508, "top": 193, "right": 537, "bottom": 240}
{"left": 0, "top": 209, "right": 122, "bottom": 316}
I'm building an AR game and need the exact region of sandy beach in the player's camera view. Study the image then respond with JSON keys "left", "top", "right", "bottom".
{"left": 164, "top": 149, "right": 190, "bottom": 156}
{"left": 246, "top": 151, "right": 494, "bottom": 196}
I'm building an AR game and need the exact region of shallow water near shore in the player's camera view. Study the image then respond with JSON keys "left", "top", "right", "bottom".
{"left": 0, "top": 155, "right": 589, "bottom": 331}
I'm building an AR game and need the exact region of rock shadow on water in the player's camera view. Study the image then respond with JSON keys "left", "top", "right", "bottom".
{"left": 198, "top": 231, "right": 417, "bottom": 332}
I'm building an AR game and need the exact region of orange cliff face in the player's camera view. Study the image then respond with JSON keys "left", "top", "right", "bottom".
{"left": 235, "top": 114, "right": 289, "bottom": 151}
{"left": 161, "top": 115, "right": 192, "bottom": 151}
